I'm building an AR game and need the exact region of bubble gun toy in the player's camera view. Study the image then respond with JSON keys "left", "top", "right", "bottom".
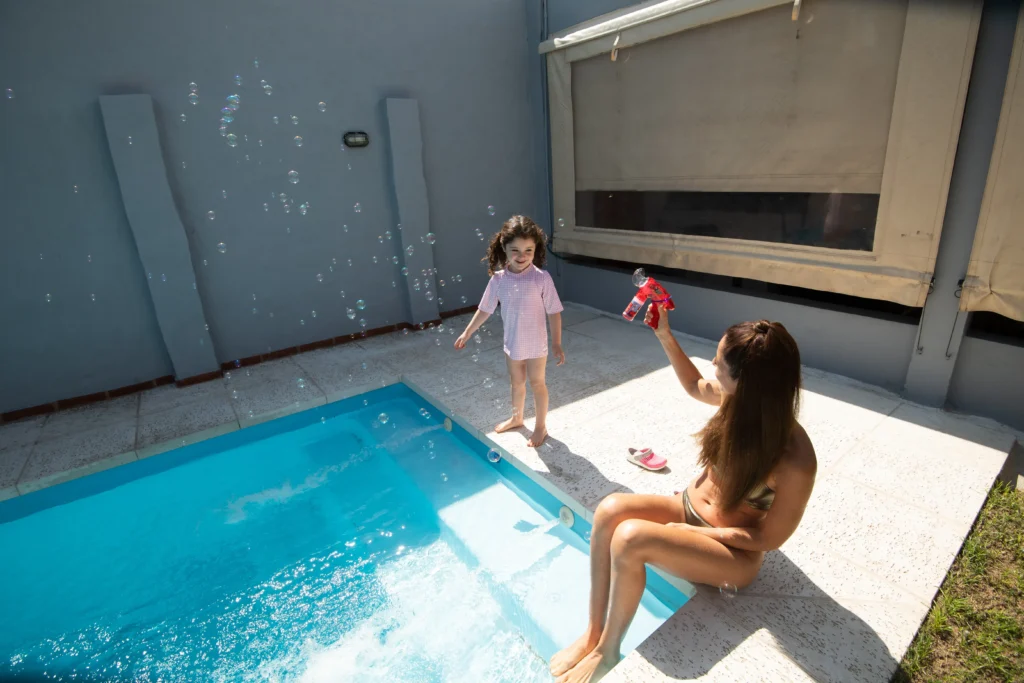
{"left": 623, "top": 268, "right": 675, "bottom": 329}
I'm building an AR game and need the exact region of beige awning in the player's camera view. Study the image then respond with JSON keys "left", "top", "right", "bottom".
{"left": 961, "top": 5, "right": 1024, "bottom": 322}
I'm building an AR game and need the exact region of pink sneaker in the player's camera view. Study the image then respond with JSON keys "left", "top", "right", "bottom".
{"left": 626, "top": 447, "right": 668, "bottom": 471}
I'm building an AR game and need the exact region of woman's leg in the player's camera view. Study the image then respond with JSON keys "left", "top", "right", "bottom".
{"left": 496, "top": 355, "right": 527, "bottom": 432}
{"left": 558, "top": 521, "right": 763, "bottom": 683}
{"left": 549, "top": 493, "right": 683, "bottom": 676}
{"left": 525, "top": 356, "right": 548, "bottom": 447}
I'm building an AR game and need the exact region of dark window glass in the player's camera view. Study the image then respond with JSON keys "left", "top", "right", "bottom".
{"left": 575, "top": 191, "right": 879, "bottom": 252}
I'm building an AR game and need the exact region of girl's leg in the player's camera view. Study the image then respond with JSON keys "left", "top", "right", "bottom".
{"left": 496, "top": 354, "right": 527, "bottom": 433}
{"left": 525, "top": 356, "right": 548, "bottom": 447}
{"left": 558, "top": 521, "right": 763, "bottom": 683}
{"left": 549, "top": 493, "right": 683, "bottom": 676}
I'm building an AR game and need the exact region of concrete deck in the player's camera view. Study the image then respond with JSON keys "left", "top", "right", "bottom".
{"left": 1, "top": 303, "right": 1019, "bottom": 682}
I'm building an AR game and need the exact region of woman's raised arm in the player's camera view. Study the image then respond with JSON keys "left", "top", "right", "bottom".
{"left": 646, "top": 303, "right": 723, "bottom": 407}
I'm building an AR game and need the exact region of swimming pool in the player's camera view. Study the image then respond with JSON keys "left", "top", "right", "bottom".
{"left": 0, "top": 383, "right": 688, "bottom": 682}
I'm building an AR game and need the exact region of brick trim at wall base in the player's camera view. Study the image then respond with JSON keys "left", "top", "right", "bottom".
{"left": 0, "top": 306, "right": 478, "bottom": 425}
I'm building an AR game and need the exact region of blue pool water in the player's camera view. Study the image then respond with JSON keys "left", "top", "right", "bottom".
{"left": 0, "top": 384, "right": 687, "bottom": 682}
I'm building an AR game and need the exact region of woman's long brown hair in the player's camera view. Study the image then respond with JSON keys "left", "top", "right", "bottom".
{"left": 697, "top": 320, "right": 801, "bottom": 510}
{"left": 483, "top": 215, "right": 548, "bottom": 276}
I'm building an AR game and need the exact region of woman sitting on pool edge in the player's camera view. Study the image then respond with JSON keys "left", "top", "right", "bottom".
{"left": 551, "top": 304, "right": 817, "bottom": 683}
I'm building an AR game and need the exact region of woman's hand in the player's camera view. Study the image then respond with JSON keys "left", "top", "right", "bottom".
{"left": 644, "top": 302, "right": 671, "bottom": 339}
{"left": 454, "top": 331, "right": 470, "bottom": 349}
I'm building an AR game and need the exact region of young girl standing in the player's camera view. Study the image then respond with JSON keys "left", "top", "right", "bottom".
{"left": 455, "top": 215, "right": 565, "bottom": 447}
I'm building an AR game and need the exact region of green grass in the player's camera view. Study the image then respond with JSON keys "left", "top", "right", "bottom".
{"left": 893, "top": 481, "right": 1024, "bottom": 683}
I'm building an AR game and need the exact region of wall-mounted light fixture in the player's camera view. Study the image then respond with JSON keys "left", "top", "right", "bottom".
{"left": 343, "top": 131, "right": 369, "bottom": 148}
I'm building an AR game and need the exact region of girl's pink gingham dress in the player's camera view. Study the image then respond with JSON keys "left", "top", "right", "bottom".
{"left": 478, "top": 265, "right": 563, "bottom": 360}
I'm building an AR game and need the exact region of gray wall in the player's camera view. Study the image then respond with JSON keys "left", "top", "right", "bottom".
{"left": 949, "top": 336, "right": 1024, "bottom": 432}
{"left": 0, "top": 0, "right": 541, "bottom": 413}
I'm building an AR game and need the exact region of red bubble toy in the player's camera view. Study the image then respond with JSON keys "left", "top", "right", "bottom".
{"left": 623, "top": 268, "right": 675, "bottom": 329}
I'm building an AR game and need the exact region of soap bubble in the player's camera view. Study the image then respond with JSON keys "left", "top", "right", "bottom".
{"left": 232, "top": 390, "right": 239, "bottom": 400}
{"left": 300, "top": 202, "right": 309, "bottom": 216}
{"left": 354, "top": 202, "right": 362, "bottom": 213}
{"left": 719, "top": 583, "right": 738, "bottom": 599}
{"left": 632, "top": 268, "right": 648, "bottom": 287}
{"left": 339, "top": 290, "right": 345, "bottom": 297}
{"left": 455, "top": 274, "right": 463, "bottom": 283}
{"left": 378, "top": 413, "right": 390, "bottom": 425}
{"left": 483, "top": 377, "right": 494, "bottom": 389}
{"left": 217, "top": 242, "right": 227, "bottom": 253}
{"left": 425, "top": 291, "right": 435, "bottom": 301}
{"left": 557, "top": 217, "right": 565, "bottom": 228}
{"left": 356, "top": 299, "right": 366, "bottom": 310}
{"left": 405, "top": 245, "right": 414, "bottom": 256}
{"left": 461, "top": 296, "right": 468, "bottom": 304}
{"left": 45, "top": 293, "right": 52, "bottom": 303}
{"left": 252, "top": 307, "right": 258, "bottom": 315}
{"left": 5, "top": 88, "right": 13, "bottom": 99}
{"left": 392, "top": 256, "right": 399, "bottom": 265}
{"left": 207, "top": 210, "right": 215, "bottom": 220}
{"left": 226, "top": 133, "right": 238, "bottom": 147}
{"left": 385, "top": 230, "right": 392, "bottom": 240}
{"left": 288, "top": 170, "right": 299, "bottom": 184}
{"left": 272, "top": 116, "right": 279, "bottom": 124}
{"left": 90, "top": 293, "right": 96, "bottom": 301}
{"left": 294, "top": 135, "right": 303, "bottom": 147}
{"left": 300, "top": 319, "right": 306, "bottom": 325}
{"left": 439, "top": 279, "right": 446, "bottom": 287}
{"left": 487, "top": 205, "right": 496, "bottom": 216}
{"left": 263, "top": 82, "right": 273, "bottom": 95}
{"left": 234, "top": 74, "right": 243, "bottom": 86}
{"left": 161, "top": 273, "right": 167, "bottom": 282}
{"left": 188, "top": 93, "right": 198, "bottom": 105}
{"left": 486, "top": 449, "right": 501, "bottom": 463}
{"left": 419, "top": 407, "right": 431, "bottom": 418}
{"left": 128, "top": 136, "right": 133, "bottom": 145}
{"left": 471, "top": 353, "right": 479, "bottom": 363}
{"left": 316, "top": 273, "right": 323, "bottom": 283}
{"left": 318, "top": 101, "right": 327, "bottom": 112}
{"left": 401, "top": 267, "right": 409, "bottom": 276}
{"left": 290, "top": 115, "right": 298, "bottom": 125}
{"left": 473, "top": 334, "right": 482, "bottom": 344}
{"left": 425, "top": 232, "right": 436, "bottom": 245}
{"left": 189, "top": 81, "right": 198, "bottom": 92}
{"left": 359, "top": 318, "right": 367, "bottom": 328}
{"left": 263, "top": 203, "right": 269, "bottom": 211}
{"left": 312, "top": 310, "right": 317, "bottom": 318}
{"left": 441, "top": 473, "right": 448, "bottom": 482}
{"left": 347, "top": 308, "right": 356, "bottom": 319}
{"left": 343, "top": 224, "right": 349, "bottom": 232}
{"left": 297, "top": 378, "right": 307, "bottom": 389}
{"left": 218, "top": 126, "right": 228, "bottom": 137}
{"left": 179, "top": 113, "right": 186, "bottom": 122}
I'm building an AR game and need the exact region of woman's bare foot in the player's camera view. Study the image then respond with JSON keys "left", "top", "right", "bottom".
{"left": 556, "top": 650, "right": 617, "bottom": 683}
{"left": 495, "top": 417, "right": 524, "bottom": 433}
{"left": 527, "top": 426, "right": 548, "bottom": 447}
{"left": 549, "top": 632, "right": 599, "bottom": 677}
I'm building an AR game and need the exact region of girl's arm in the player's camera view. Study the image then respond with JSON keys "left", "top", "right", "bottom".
{"left": 455, "top": 309, "right": 490, "bottom": 349}
{"left": 549, "top": 312, "right": 564, "bottom": 365}
{"left": 645, "top": 303, "right": 722, "bottom": 406}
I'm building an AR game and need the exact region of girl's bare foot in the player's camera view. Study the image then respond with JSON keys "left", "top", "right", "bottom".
{"left": 549, "top": 632, "right": 599, "bottom": 676}
{"left": 556, "top": 650, "right": 617, "bottom": 683}
{"left": 527, "top": 427, "right": 548, "bottom": 447}
{"left": 495, "top": 417, "right": 524, "bottom": 433}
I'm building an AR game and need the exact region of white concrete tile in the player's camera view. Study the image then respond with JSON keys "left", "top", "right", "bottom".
{"left": 292, "top": 347, "right": 400, "bottom": 403}
{"left": 0, "top": 445, "right": 33, "bottom": 500}
{"left": 138, "top": 379, "right": 231, "bottom": 415}
{"left": 136, "top": 397, "right": 239, "bottom": 456}
{"left": 0, "top": 415, "right": 46, "bottom": 452}
{"left": 39, "top": 394, "right": 140, "bottom": 441}
{"left": 17, "top": 422, "right": 138, "bottom": 494}
{"left": 560, "top": 303, "right": 604, "bottom": 328}
{"left": 605, "top": 595, "right": 815, "bottom": 683}
{"left": 704, "top": 592, "right": 922, "bottom": 683}
{"left": 224, "top": 358, "right": 328, "bottom": 427}
{"left": 791, "top": 473, "right": 965, "bottom": 603}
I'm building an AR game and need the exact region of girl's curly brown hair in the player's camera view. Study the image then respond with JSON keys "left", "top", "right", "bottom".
{"left": 483, "top": 215, "right": 548, "bottom": 276}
